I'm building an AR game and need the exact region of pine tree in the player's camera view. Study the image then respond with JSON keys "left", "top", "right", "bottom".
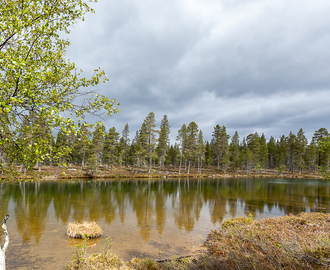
{"left": 85, "top": 123, "right": 105, "bottom": 173}
{"left": 18, "top": 112, "right": 54, "bottom": 171}
{"left": 295, "top": 128, "right": 307, "bottom": 174}
{"left": 72, "top": 123, "right": 91, "bottom": 169}
{"left": 141, "top": 112, "right": 158, "bottom": 172}
{"left": 186, "top": 122, "right": 199, "bottom": 174}
{"left": 276, "top": 135, "right": 287, "bottom": 170}
{"left": 229, "top": 131, "right": 240, "bottom": 172}
{"left": 212, "top": 125, "right": 230, "bottom": 172}
{"left": 246, "top": 132, "right": 260, "bottom": 171}
{"left": 157, "top": 115, "right": 170, "bottom": 169}
{"left": 312, "top": 128, "right": 329, "bottom": 167}
{"left": 176, "top": 124, "right": 188, "bottom": 174}
{"left": 267, "top": 136, "right": 276, "bottom": 168}
{"left": 55, "top": 129, "right": 75, "bottom": 165}
{"left": 204, "top": 141, "right": 213, "bottom": 166}
{"left": 259, "top": 133, "right": 268, "bottom": 171}
{"left": 305, "top": 142, "right": 317, "bottom": 173}
{"left": 286, "top": 132, "right": 296, "bottom": 173}
{"left": 131, "top": 130, "right": 146, "bottom": 168}
{"left": 197, "top": 130, "right": 205, "bottom": 174}
{"left": 122, "top": 123, "right": 130, "bottom": 166}
{"left": 166, "top": 143, "right": 180, "bottom": 169}
{"left": 90, "top": 124, "right": 105, "bottom": 166}
{"left": 103, "top": 127, "right": 119, "bottom": 169}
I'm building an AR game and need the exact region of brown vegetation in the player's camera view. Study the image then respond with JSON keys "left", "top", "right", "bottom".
{"left": 67, "top": 212, "right": 330, "bottom": 269}
{"left": 204, "top": 212, "right": 330, "bottom": 269}
{"left": 67, "top": 221, "right": 103, "bottom": 239}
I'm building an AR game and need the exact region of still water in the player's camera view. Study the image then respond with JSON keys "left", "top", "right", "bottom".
{"left": 0, "top": 177, "right": 329, "bottom": 269}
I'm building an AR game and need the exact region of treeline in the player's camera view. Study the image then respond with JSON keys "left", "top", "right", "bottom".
{"left": 1, "top": 111, "right": 330, "bottom": 174}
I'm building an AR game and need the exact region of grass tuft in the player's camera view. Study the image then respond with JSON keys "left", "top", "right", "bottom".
{"left": 67, "top": 221, "right": 103, "bottom": 239}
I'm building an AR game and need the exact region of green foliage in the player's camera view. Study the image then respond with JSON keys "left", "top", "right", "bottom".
{"left": 0, "top": 0, "right": 119, "bottom": 177}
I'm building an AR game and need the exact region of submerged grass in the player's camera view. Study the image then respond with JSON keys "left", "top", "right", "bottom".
{"left": 67, "top": 213, "right": 330, "bottom": 269}
{"left": 67, "top": 221, "right": 103, "bottom": 239}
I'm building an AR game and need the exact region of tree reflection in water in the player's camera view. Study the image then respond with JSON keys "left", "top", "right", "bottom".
{"left": 0, "top": 178, "right": 329, "bottom": 244}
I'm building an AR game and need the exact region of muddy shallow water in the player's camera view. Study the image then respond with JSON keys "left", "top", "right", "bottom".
{"left": 0, "top": 177, "right": 329, "bottom": 269}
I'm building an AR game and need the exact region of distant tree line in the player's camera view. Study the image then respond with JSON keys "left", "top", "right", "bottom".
{"left": 1, "top": 111, "right": 330, "bottom": 175}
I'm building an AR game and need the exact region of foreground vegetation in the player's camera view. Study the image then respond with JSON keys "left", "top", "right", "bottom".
{"left": 67, "top": 212, "right": 330, "bottom": 270}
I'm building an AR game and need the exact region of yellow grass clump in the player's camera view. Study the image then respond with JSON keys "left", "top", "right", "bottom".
{"left": 67, "top": 221, "right": 103, "bottom": 239}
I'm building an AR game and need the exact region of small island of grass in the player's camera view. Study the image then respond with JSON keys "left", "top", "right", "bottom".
{"left": 67, "top": 221, "right": 103, "bottom": 239}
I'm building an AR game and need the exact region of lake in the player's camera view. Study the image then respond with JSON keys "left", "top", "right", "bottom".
{"left": 0, "top": 177, "right": 329, "bottom": 269}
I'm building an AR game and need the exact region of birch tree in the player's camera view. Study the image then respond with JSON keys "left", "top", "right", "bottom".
{"left": 0, "top": 0, "right": 119, "bottom": 177}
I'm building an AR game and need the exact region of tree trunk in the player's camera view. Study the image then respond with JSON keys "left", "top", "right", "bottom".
{"left": 179, "top": 155, "right": 182, "bottom": 174}
{"left": 187, "top": 160, "right": 191, "bottom": 174}
{"left": 0, "top": 215, "right": 9, "bottom": 270}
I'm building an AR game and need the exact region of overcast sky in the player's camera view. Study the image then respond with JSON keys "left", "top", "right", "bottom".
{"left": 66, "top": 0, "right": 330, "bottom": 144}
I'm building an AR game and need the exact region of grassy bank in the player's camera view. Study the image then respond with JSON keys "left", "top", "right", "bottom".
{"left": 67, "top": 212, "right": 330, "bottom": 269}
{"left": 1, "top": 164, "right": 323, "bottom": 181}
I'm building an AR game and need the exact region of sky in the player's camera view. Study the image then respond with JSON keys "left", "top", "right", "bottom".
{"left": 66, "top": 0, "right": 330, "bottom": 144}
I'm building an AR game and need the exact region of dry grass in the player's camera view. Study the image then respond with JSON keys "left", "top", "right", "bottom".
{"left": 67, "top": 213, "right": 330, "bottom": 269}
{"left": 67, "top": 221, "right": 103, "bottom": 239}
{"left": 204, "top": 212, "right": 330, "bottom": 269}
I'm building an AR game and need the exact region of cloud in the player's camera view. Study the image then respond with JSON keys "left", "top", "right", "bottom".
{"left": 65, "top": 0, "right": 330, "bottom": 143}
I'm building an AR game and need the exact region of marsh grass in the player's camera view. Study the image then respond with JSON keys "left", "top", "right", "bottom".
{"left": 67, "top": 221, "right": 103, "bottom": 239}
{"left": 205, "top": 212, "right": 330, "bottom": 269}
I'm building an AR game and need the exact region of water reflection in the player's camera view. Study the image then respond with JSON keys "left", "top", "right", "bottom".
{"left": 0, "top": 178, "right": 329, "bottom": 245}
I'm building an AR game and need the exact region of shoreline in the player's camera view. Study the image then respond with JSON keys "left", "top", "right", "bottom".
{"left": 1, "top": 165, "right": 324, "bottom": 181}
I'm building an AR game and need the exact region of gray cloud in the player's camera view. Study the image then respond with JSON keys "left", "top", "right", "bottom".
{"left": 66, "top": 0, "right": 330, "bottom": 143}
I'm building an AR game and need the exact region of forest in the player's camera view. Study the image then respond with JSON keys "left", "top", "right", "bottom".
{"left": 1, "top": 111, "right": 329, "bottom": 176}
